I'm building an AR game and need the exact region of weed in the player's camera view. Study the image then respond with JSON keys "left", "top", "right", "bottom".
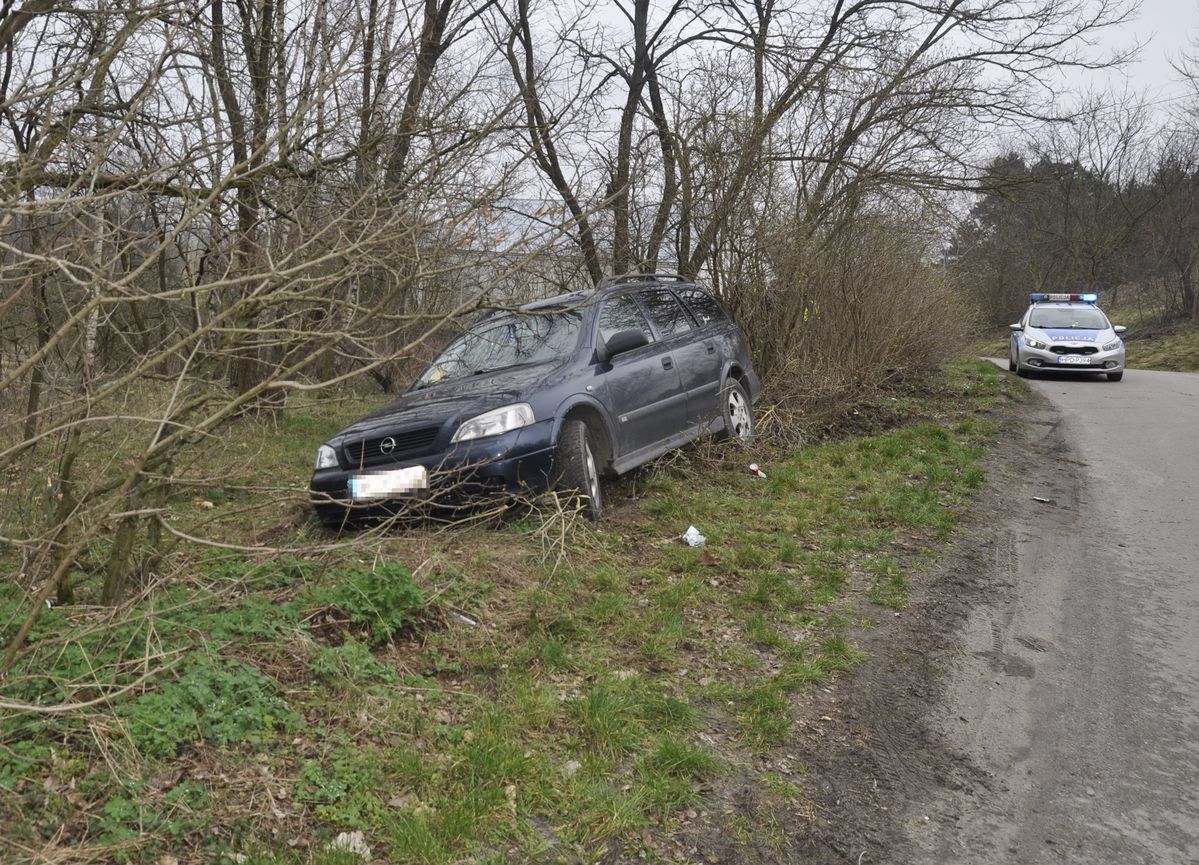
{"left": 310, "top": 638, "right": 397, "bottom": 686}
{"left": 328, "top": 562, "right": 424, "bottom": 645}
{"left": 297, "top": 746, "right": 386, "bottom": 828}
{"left": 123, "top": 656, "right": 297, "bottom": 758}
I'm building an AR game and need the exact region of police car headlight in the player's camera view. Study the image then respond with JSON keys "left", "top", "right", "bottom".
{"left": 1024, "top": 337, "right": 1048, "bottom": 350}
{"left": 1102, "top": 339, "right": 1121, "bottom": 352}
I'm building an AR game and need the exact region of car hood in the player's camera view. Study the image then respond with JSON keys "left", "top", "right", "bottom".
{"left": 330, "top": 361, "right": 562, "bottom": 441}
{"left": 1026, "top": 327, "right": 1113, "bottom": 343}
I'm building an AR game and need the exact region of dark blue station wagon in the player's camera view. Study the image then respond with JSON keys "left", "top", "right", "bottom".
{"left": 310, "top": 274, "right": 761, "bottom": 526}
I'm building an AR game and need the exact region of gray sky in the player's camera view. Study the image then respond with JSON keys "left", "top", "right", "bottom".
{"left": 1088, "top": 0, "right": 1199, "bottom": 106}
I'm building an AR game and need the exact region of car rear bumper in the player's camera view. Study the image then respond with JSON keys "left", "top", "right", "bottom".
{"left": 310, "top": 420, "right": 557, "bottom": 524}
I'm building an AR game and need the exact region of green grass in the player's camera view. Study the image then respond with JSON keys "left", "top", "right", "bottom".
{"left": 1125, "top": 323, "right": 1199, "bottom": 372}
{"left": 0, "top": 359, "right": 1007, "bottom": 864}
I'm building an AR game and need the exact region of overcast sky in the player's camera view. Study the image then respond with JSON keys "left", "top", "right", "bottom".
{"left": 1086, "top": 0, "right": 1199, "bottom": 106}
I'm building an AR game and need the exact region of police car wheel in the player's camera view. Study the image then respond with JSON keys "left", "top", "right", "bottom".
{"left": 1107, "top": 371, "right": 1123, "bottom": 382}
{"left": 1008, "top": 349, "right": 1016, "bottom": 372}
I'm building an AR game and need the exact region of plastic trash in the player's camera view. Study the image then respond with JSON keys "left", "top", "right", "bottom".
{"left": 681, "top": 525, "right": 706, "bottom": 547}
{"left": 449, "top": 611, "right": 479, "bottom": 627}
{"left": 748, "top": 463, "right": 767, "bottom": 479}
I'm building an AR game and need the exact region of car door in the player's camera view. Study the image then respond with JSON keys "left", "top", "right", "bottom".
{"left": 673, "top": 288, "right": 731, "bottom": 428}
{"left": 635, "top": 289, "right": 714, "bottom": 432}
{"left": 595, "top": 293, "right": 686, "bottom": 456}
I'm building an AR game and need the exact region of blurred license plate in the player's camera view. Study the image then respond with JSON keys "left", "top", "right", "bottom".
{"left": 348, "top": 466, "right": 428, "bottom": 500}
{"left": 1057, "top": 356, "right": 1090, "bottom": 365}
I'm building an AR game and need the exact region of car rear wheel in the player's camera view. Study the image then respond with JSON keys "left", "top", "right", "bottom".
{"left": 720, "top": 379, "right": 754, "bottom": 443}
{"left": 1107, "top": 371, "right": 1124, "bottom": 382}
{"left": 555, "top": 418, "right": 603, "bottom": 520}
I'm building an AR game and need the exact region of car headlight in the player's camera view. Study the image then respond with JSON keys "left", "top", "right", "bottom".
{"left": 451, "top": 403, "right": 534, "bottom": 443}
{"left": 1102, "top": 339, "right": 1121, "bottom": 352}
{"left": 315, "top": 444, "right": 338, "bottom": 470}
{"left": 1024, "top": 336, "right": 1048, "bottom": 350}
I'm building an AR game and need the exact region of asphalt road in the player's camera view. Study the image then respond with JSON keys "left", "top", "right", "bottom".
{"left": 905, "top": 365, "right": 1199, "bottom": 864}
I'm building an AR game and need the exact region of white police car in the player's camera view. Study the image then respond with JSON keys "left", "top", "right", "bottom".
{"left": 1009, "top": 293, "right": 1126, "bottom": 382}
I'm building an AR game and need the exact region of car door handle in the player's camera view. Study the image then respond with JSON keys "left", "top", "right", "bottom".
{"left": 661, "top": 357, "right": 674, "bottom": 370}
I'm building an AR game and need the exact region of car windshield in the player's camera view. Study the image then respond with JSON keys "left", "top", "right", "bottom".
{"left": 1029, "top": 307, "right": 1109, "bottom": 329}
{"left": 415, "top": 309, "right": 582, "bottom": 388}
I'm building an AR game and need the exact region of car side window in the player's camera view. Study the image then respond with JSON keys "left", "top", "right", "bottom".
{"left": 638, "top": 290, "right": 693, "bottom": 337}
{"left": 679, "top": 289, "right": 729, "bottom": 326}
{"left": 598, "top": 295, "right": 655, "bottom": 345}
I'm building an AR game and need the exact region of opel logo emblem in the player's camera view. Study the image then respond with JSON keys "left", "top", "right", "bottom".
{"left": 379, "top": 436, "right": 396, "bottom": 454}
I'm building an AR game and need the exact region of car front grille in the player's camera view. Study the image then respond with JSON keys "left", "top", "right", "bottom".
{"left": 1050, "top": 345, "right": 1097, "bottom": 355}
{"left": 344, "top": 426, "right": 440, "bottom": 467}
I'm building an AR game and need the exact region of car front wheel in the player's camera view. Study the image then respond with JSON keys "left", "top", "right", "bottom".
{"left": 555, "top": 418, "right": 603, "bottom": 520}
{"left": 1107, "top": 371, "right": 1123, "bottom": 382}
{"left": 720, "top": 379, "right": 754, "bottom": 442}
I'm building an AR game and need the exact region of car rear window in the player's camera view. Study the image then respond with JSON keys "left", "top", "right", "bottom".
{"left": 599, "top": 294, "right": 655, "bottom": 344}
{"left": 638, "top": 290, "right": 693, "bottom": 336}
{"left": 678, "top": 289, "right": 729, "bottom": 326}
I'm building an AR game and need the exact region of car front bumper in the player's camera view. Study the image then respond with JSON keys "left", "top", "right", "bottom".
{"left": 1016, "top": 344, "right": 1125, "bottom": 374}
{"left": 310, "top": 420, "right": 557, "bottom": 525}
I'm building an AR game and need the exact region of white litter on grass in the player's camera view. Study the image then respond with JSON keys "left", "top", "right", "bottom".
{"left": 681, "top": 525, "right": 706, "bottom": 547}
{"left": 329, "top": 831, "right": 372, "bottom": 862}
{"left": 748, "top": 463, "right": 767, "bottom": 479}
{"left": 448, "top": 611, "right": 479, "bottom": 627}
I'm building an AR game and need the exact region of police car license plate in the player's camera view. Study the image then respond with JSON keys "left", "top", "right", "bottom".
{"left": 348, "top": 465, "right": 428, "bottom": 499}
{"left": 1057, "top": 356, "right": 1089, "bottom": 365}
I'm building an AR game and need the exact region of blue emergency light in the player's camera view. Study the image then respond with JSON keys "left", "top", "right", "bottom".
{"left": 1029, "top": 293, "right": 1099, "bottom": 303}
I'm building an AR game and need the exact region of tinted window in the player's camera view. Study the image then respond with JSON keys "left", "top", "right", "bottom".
{"left": 679, "top": 289, "right": 729, "bottom": 326}
{"left": 599, "top": 294, "right": 655, "bottom": 344}
{"left": 638, "top": 290, "right": 693, "bottom": 336}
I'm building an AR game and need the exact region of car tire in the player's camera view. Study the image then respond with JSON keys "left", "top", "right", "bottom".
{"left": 555, "top": 418, "right": 603, "bottom": 521}
{"left": 719, "top": 379, "right": 754, "bottom": 443}
{"left": 1008, "top": 348, "right": 1017, "bottom": 372}
{"left": 1107, "top": 371, "right": 1124, "bottom": 382}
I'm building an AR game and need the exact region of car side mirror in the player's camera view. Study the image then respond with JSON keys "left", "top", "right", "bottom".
{"left": 1114, "top": 325, "right": 1127, "bottom": 334}
{"left": 604, "top": 329, "right": 650, "bottom": 358}
{"left": 1009, "top": 323, "right": 1023, "bottom": 332}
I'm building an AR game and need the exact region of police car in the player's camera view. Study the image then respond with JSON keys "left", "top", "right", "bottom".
{"left": 1008, "top": 293, "right": 1127, "bottom": 382}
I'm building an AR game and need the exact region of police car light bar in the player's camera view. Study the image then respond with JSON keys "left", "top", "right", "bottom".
{"left": 1029, "top": 293, "right": 1099, "bottom": 303}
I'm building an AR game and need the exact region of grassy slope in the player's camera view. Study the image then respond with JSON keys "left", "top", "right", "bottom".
{"left": 1124, "top": 323, "right": 1199, "bottom": 372}
{"left": 0, "top": 360, "right": 1007, "bottom": 865}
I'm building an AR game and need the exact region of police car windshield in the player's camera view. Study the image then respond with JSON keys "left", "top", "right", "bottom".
{"left": 415, "top": 309, "right": 582, "bottom": 388}
{"left": 1029, "top": 307, "right": 1108, "bottom": 329}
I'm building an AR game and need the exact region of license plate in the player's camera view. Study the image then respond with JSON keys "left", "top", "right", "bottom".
{"left": 348, "top": 465, "right": 428, "bottom": 500}
{"left": 1057, "top": 355, "right": 1090, "bottom": 365}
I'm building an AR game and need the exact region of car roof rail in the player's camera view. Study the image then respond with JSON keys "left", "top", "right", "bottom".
{"left": 598, "top": 271, "right": 692, "bottom": 288}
